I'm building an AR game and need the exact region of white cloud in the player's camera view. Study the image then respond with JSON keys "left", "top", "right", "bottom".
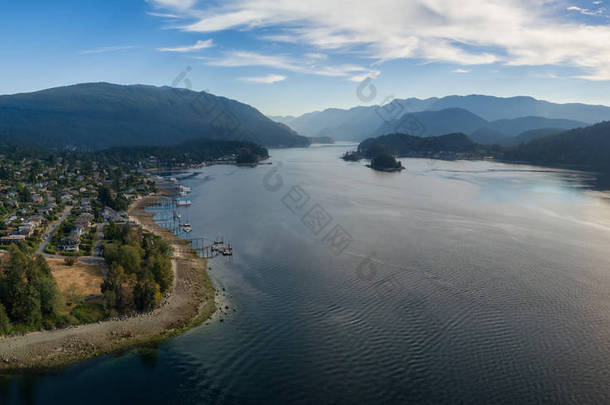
{"left": 204, "top": 51, "right": 298, "bottom": 70}
{"left": 148, "top": 0, "right": 610, "bottom": 81}
{"left": 452, "top": 68, "right": 470, "bottom": 73}
{"left": 146, "top": 11, "right": 180, "bottom": 18}
{"left": 81, "top": 46, "right": 133, "bottom": 54}
{"left": 158, "top": 39, "right": 214, "bottom": 52}
{"left": 566, "top": 6, "right": 604, "bottom": 16}
{"left": 239, "top": 74, "right": 287, "bottom": 83}
{"left": 203, "top": 50, "right": 377, "bottom": 79}
{"left": 147, "top": 0, "right": 195, "bottom": 10}
{"left": 349, "top": 70, "right": 380, "bottom": 82}
{"left": 305, "top": 53, "right": 327, "bottom": 60}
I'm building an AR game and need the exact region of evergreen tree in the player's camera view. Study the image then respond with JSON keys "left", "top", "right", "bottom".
{"left": 0, "top": 303, "right": 10, "bottom": 335}
{"left": 133, "top": 272, "right": 161, "bottom": 312}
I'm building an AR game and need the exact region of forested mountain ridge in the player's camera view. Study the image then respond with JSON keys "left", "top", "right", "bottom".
{"left": 0, "top": 83, "right": 309, "bottom": 149}
{"left": 504, "top": 121, "right": 610, "bottom": 170}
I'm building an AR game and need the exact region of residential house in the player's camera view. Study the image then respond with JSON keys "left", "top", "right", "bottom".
{"left": 31, "top": 193, "right": 43, "bottom": 204}
{"left": 103, "top": 207, "right": 125, "bottom": 223}
{"left": 17, "top": 222, "right": 36, "bottom": 237}
{"left": 59, "top": 230, "right": 80, "bottom": 253}
{"left": 0, "top": 235, "right": 26, "bottom": 245}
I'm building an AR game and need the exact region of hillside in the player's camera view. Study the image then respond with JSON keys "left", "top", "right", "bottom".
{"left": 374, "top": 108, "right": 487, "bottom": 138}
{"left": 507, "top": 128, "right": 565, "bottom": 146}
{"left": 376, "top": 109, "right": 584, "bottom": 144}
{"left": 358, "top": 132, "right": 477, "bottom": 158}
{"left": 484, "top": 116, "right": 584, "bottom": 137}
{"left": 355, "top": 121, "right": 610, "bottom": 172}
{"left": 276, "top": 98, "right": 438, "bottom": 141}
{"left": 0, "top": 83, "right": 309, "bottom": 149}
{"left": 503, "top": 121, "right": 610, "bottom": 171}
{"left": 469, "top": 127, "right": 510, "bottom": 145}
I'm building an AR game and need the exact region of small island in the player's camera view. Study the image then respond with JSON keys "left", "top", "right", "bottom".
{"left": 367, "top": 153, "right": 405, "bottom": 172}
{"left": 341, "top": 148, "right": 403, "bottom": 172}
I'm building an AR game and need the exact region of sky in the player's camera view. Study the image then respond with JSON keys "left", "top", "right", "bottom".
{"left": 1, "top": 0, "right": 610, "bottom": 116}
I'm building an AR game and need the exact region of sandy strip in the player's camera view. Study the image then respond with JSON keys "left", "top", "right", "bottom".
{"left": 0, "top": 194, "right": 216, "bottom": 371}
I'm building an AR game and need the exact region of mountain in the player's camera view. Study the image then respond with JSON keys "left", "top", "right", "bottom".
{"left": 0, "top": 83, "right": 309, "bottom": 149}
{"left": 484, "top": 116, "right": 584, "bottom": 137}
{"left": 358, "top": 132, "right": 477, "bottom": 158}
{"left": 277, "top": 98, "right": 438, "bottom": 141}
{"left": 353, "top": 121, "right": 610, "bottom": 172}
{"left": 508, "top": 128, "right": 565, "bottom": 146}
{"left": 374, "top": 108, "right": 487, "bottom": 138}
{"left": 427, "top": 95, "right": 610, "bottom": 123}
{"left": 277, "top": 95, "right": 610, "bottom": 142}
{"left": 268, "top": 115, "right": 296, "bottom": 126}
{"left": 469, "top": 127, "right": 510, "bottom": 145}
{"left": 376, "top": 109, "right": 584, "bottom": 144}
{"left": 468, "top": 117, "right": 584, "bottom": 145}
{"left": 504, "top": 121, "right": 610, "bottom": 171}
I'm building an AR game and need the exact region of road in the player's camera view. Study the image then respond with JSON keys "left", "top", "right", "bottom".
{"left": 36, "top": 206, "right": 104, "bottom": 265}
{"left": 0, "top": 195, "right": 216, "bottom": 371}
{"left": 37, "top": 205, "right": 71, "bottom": 256}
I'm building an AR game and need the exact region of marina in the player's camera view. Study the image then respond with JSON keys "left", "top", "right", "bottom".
{"left": 148, "top": 188, "right": 233, "bottom": 259}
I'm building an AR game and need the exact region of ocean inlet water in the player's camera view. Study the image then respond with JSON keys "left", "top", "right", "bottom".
{"left": 2, "top": 144, "right": 610, "bottom": 404}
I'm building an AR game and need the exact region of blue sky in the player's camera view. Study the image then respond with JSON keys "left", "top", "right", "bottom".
{"left": 1, "top": 0, "right": 610, "bottom": 116}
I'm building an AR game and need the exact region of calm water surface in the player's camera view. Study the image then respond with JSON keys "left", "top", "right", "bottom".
{"left": 3, "top": 145, "right": 610, "bottom": 404}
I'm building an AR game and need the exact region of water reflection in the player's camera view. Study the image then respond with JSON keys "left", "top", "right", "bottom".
{"left": 136, "top": 344, "right": 160, "bottom": 369}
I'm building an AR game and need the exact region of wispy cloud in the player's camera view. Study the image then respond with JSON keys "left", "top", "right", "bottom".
{"left": 148, "top": 0, "right": 610, "bottom": 81}
{"left": 566, "top": 6, "right": 605, "bottom": 16}
{"left": 158, "top": 39, "right": 214, "bottom": 52}
{"left": 146, "top": 11, "right": 180, "bottom": 18}
{"left": 305, "top": 52, "right": 327, "bottom": 60}
{"left": 239, "top": 74, "right": 286, "bottom": 83}
{"left": 80, "top": 46, "right": 133, "bottom": 55}
{"left": 349, "top": 70, "right": 380, "bottom": 82}
{"left": 146, "top": 0, "right": 195, "bottom": 10}
{"left": 203, "top": 50, "right": 377, "bottom": 80}
{"left": 452, "top": 68, "right": 470, "bottom": 73}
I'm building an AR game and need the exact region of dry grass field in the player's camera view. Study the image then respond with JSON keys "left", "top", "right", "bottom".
{"left": 47, "top": 258, "right": 104, "bottom": 298}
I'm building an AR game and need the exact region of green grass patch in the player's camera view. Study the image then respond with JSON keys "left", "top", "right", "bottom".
{"left": 71, "top": 302, "right": 107, "bottom": 324}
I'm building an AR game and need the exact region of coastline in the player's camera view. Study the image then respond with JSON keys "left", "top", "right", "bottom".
{"left": 0, "top": 192, "right": 216, "bottom": 372}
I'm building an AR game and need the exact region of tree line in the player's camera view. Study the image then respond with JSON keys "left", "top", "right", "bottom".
{"left": 102, "top": 222, "right": 173, "bottom": 314}
{"left": 0, "top": 245, "right": 64, "bottom": 335}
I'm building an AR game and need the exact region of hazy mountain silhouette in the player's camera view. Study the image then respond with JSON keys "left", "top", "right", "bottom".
{"left": 0, "top": 83, "right": 309, "bottom": 149}
{"left": 273, "top": 94, "right": 609, "bottom": 141}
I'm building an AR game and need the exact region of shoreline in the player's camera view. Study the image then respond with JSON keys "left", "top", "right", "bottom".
{"left": 0, "top": 192, "right": 216, "bottom": 372}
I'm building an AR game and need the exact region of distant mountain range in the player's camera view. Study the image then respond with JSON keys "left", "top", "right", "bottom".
{"left": 273, "top": 95, "right": 610, "bottom": 142}
{"left": 0, "top": 83, "right": 309, "bottom": 149}
{"left": 355, "top": 120, "right": 610, "bottom": 172}
{"left": 376, "top": 109, "right": 584, "bottom": 145}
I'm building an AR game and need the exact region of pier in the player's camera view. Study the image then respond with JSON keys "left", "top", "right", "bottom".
{"left": 147, "top": 197, "right": 233, "bottom": 259}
